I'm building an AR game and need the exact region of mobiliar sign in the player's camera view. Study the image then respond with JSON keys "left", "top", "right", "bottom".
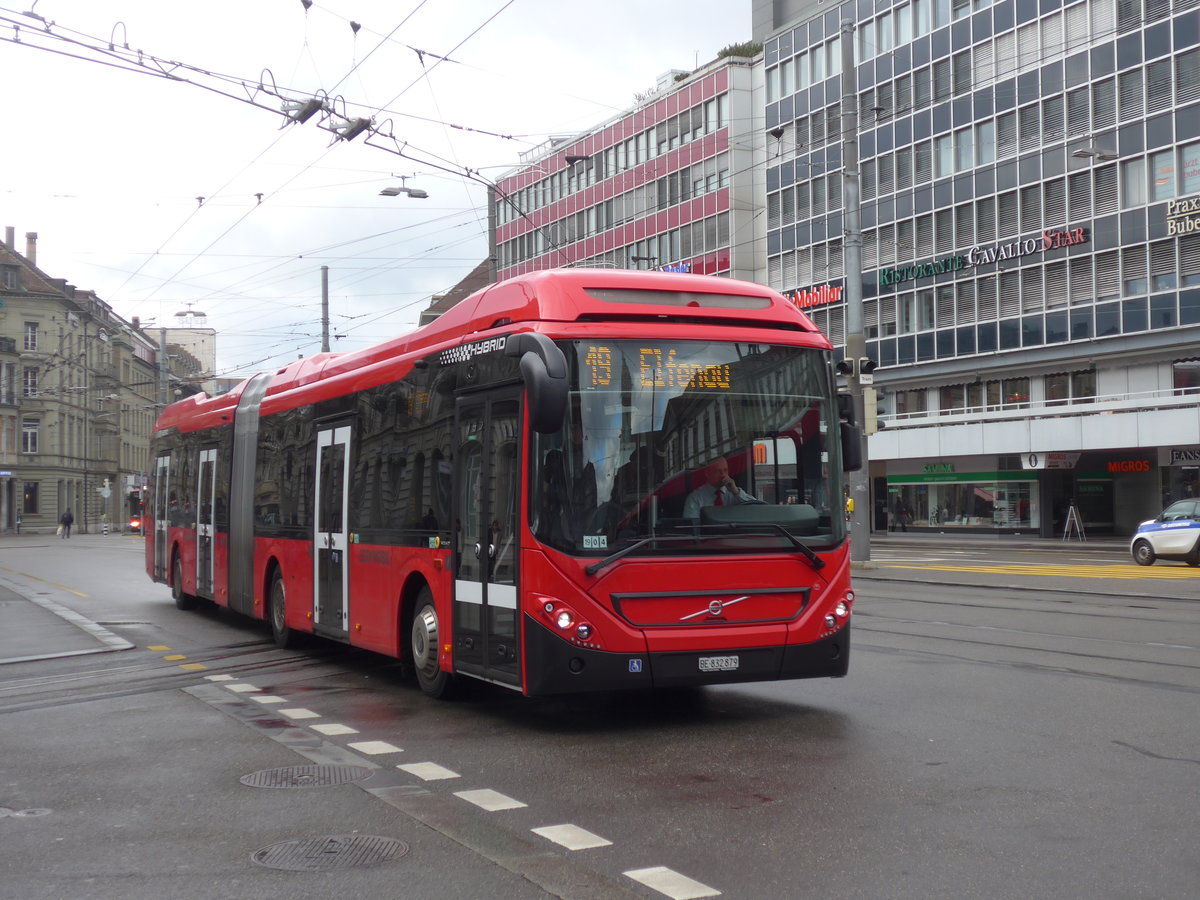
{"left": 878, "top": 227, "right": 1090, "bottom": 288}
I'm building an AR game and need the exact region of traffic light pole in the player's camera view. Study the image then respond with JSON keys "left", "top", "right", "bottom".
{"left": 842, "top": 18, "right": 871, "bottom": 563}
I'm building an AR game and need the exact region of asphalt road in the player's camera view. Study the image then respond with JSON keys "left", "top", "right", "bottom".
{"left": 1, "top": 534, "right": 1196, "bottom": 900}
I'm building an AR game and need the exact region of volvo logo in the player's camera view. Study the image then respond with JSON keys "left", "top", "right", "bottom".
{"left": 680, "top": 595, "right": 750, "bottom": 621}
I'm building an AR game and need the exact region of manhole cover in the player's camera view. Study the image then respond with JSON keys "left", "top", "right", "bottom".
{"left": 239, "top": 765, "right": 374, "bottom": 788}
{"left": 251, "top": 835, "right": 408, "bottom": 871}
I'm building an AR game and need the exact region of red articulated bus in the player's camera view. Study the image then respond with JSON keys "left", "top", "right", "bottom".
{"left": 145, "top": 269, "right": 861, "bottom": 697}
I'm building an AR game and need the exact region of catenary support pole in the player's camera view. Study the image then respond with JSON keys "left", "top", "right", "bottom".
{"left": 842, "top": 18, "right": 871, "bottom": 562}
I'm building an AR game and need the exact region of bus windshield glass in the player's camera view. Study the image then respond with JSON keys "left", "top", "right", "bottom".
{"left": 531, "top": 340, "right": 846, "bottom": 558}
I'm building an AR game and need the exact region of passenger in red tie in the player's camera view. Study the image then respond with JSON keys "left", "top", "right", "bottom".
{"left": 683, "top": 456, "right": 755, "bottom": 520}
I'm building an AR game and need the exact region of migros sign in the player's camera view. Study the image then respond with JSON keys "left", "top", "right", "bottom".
{"left": 879, "top": 227, "right": 1089, "bottom": 288}
{"left": 1107, "top": 459, "right": 1152, "bottom": 473}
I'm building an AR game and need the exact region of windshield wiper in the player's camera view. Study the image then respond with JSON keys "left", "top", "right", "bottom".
{"left": 697, "top": 522, "right": 826, "bottom": 571}
{"left": 584, "top": 534, "right": 700, "bottom": 576}
{"left": 583, "top": 525, "right": 825, "bottom": 576}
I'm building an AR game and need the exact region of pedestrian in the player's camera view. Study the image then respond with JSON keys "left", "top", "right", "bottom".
{"left": 59, "top": 508, "right": 74, "bottom": 539}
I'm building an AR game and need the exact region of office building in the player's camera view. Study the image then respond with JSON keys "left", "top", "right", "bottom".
{"left": 756, "top": 0, "right": 1200, "bottom": 536}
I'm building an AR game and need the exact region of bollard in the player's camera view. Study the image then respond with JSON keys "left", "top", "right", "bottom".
{"left": 103, "top": 520, "right": 109, "bottom": 535}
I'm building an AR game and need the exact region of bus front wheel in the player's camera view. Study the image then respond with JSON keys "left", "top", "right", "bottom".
{"left": 411, "top": 589, "right": 453, "bottom": 698}
{"left": 269, "top": 571, "right": 297, "bottom": 649}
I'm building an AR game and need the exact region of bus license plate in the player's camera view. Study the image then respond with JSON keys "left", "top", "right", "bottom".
{"left": 698, "top": 655, "right": 739, "bottom": 672}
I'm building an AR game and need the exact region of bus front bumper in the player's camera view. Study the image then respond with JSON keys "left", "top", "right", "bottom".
{"left": 522, "top": 614, "right": 849, "bottom": 695}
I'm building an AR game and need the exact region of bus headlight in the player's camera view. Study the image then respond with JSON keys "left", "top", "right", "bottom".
{"left": 835, "top": 600, "right": 850, "bottom": 618}
{"left": 555, "top": 610, "right": 574, "bottom": 630}
{"left": 576, "top": 624, "right": 592, "bottom": 640}
{"left": 824, "top": 614, "right": 837, "bottom": 628}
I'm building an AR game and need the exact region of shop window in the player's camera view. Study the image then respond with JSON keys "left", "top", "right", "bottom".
{"left": 23, "top": 482, "right": 38, "bottom": 515}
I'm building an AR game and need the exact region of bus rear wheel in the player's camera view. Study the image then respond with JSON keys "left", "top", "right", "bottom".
{"left": 269, "top": 571, "right": 297, "bottom": 649}
{"left": 411, "top": 589, "right": 453, "bottom": 698}
{"left": 172, "top": 555, "right": 196, "bottom": 610}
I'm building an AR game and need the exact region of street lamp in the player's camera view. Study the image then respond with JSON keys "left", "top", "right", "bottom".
{"left": 380, "top": 175, "right": 429, "bottom": 199}
{"left": 1071, "top": 146, "right": 1119, "bottom": 162}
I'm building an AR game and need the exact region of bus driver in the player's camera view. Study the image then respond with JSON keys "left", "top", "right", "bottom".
{"left": 683, "top": 456, "right": 756, "bottom": 520}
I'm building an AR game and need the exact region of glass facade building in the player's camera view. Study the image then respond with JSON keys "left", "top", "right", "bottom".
{"left": 759, "top": 0, "right": 1200, "bottom": 536}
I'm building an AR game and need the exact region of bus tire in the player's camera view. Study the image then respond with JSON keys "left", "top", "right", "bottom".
{"left": 269, "top": 570, "right": 297, "bottom": 649}
{"left": 172, "top": 554, "right": 197, "bottom": 610}
{"left": 411, "top": 589, "right": 454, "bottom": 699}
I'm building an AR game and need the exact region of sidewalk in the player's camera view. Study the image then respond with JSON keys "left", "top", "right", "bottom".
{"left": 0, "top": 533, "right": 137, "bottom": 664}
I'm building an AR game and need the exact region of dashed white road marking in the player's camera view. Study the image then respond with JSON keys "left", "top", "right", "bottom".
{"left": 224, "top": 683, "right": 261, "bottom": 693}
{"left": 398, "top": 762, "right": 459, "bottom": 781}
{"left": 204, "top": 674, "right": 235, "bottom": 681}
{"left": 624, "top": 866, "right": 720, "bottom": 899}
{"left": 311, "top": 723, "right": 358, "bottom": 736}
{"left": 249, "top": 695, "right": 286, "bottom": 705}
{"left": 278, "top": 707, "right": 320, "bottom": 719}
{"left": 532, "top": 824, "right": 612, "bottom": 850}
{"left": 347, "top": 740, "right": 402, "bottom": 755}
{"left": 454, "top": 788, "right": 527, "bottom": 811}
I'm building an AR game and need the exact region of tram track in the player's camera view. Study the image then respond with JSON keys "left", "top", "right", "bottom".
{"left": 0, "top": 641, "right": 365, "bottom": 715}
{"left": 850, "top": 581, "right": 1200, "bottom": 693}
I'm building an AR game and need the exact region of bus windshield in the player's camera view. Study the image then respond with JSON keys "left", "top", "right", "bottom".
{"left": 531, "top": 339, "right": 846, "bottom": 558}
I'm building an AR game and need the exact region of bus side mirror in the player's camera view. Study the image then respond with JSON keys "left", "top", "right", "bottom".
{"left": 505, "top": 332, "right": 567, "bottom": 434}
{"left": 840, "top": 421, "right": 862, "bottom": 471}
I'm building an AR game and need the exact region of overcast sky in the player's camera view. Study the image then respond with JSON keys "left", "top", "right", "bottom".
{"left": 1, "top": 0, "right": 751, "bottom": 377}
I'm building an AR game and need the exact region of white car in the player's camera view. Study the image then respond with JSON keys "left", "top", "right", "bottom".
{"left": 1130, "top": 500, "right": 1200, "bottom": 567}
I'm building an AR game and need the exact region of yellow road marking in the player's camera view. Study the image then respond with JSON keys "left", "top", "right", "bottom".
{"left": 163, "top": 654, "right": 187, "bottom": 661}
{"left": 179, "top": 663, "right": 208, "bottom": 671}
{"left": 147, "top": 645, "right": 171, "bottom": 651}
{"left": 882, "top": 563, "right": 1198, "bottom": 579}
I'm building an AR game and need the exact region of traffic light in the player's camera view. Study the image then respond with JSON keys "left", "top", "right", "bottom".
{"left": 835, "top": 358, "right": 877, "bottom": 382}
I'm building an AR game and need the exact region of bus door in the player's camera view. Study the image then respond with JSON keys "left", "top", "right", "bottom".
{"left": 453, "top": 392, "right": 521, "bottom": 687}
{"left": 313, "top": 425, "right": 352, "bottom": 637}
{"left": 195, "top": 448, "right": 217, "bottom": 597}
{"left": 152, "top": 454, "right": 171, "bottom": 582}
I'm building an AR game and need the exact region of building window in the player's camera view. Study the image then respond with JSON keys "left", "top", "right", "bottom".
{"left": 1121, "top": 157, "right": 1146, "bottom": 208}
{"left": 23, "top": 482, "right": 38, "bottom": 515}
{"left": 895, "top": 388, "right": 928, "bottom": 416}
{"left": 1046, "top": 370, "right": 1097, "bottom": 406}
{"left": 1181, "top": 140, "right": 1200, "bottom": 196}
{"left": 1, "top": 265, "right": 17, "bottom": 290}
{"left": 986, "top": 376, "right": 1030, "bottom": 408}
{"left": 22, "top": 367, "right": 38, "bottom": 397}
{"left": 1150, "top": 149, "right": 1175, "bottom": 201}
{"left": 23, "top": 322, "right": 37, "bottom": 352}
{"left": 1174, "top": 360, "right": 1200, "bottom": 394}
{"left": 21, "top": 417, "right": 38, "bottom": 454}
